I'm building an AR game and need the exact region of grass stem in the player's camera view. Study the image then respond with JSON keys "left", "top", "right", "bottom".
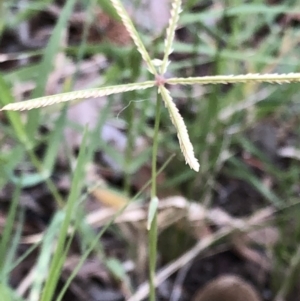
{"left": 149, "top": 92, "right": 162, "bottom": 301}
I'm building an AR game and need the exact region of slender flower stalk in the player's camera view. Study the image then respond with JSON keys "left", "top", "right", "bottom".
{"left": 148, "top": 92, "right": 162, "bottom": 301}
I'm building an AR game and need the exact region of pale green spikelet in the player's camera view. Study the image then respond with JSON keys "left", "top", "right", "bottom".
{"left": 166, "top": 73, "right": 300, "bottom": 85}
{"left": 159, "top": 86, "right": 199, "bottom": 172}
{"left": 1, "top": 82, "right": 155, "bottom": 111}
{"left": 160, "top": 0, "right": 182, "bottom": 75}
{"left": 110, "top": 0, "right": 157, "bottom": 75}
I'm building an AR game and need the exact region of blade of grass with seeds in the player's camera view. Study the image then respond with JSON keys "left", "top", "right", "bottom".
{"left": 160, "top": 0, "right": 182, "bottom": 75}
{"left": 159, "top": 86, "right": 199, "bottom": 171}
{"left": 109, "top": 0, "right": 157, "bottom": 75}
{"left": 1, "top": 81, "right": 155, "bottom": 111}
{"left": 167, "top": 73, "right": 300, "bottom": 85}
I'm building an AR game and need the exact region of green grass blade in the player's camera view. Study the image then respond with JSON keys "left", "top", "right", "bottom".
{"left": 42, "top": 106, "right": 67, "bottom": 173}
{"left": 56, "top": 203, "right": 130, "bottom": 301}
{"left": 3, "top": 208, "right": 24, "bottom": 280}
{"left": 25, "top": 0, "right": 76, "bottom": 138}
{"left": 180, "top": 4, "right": 294, "bottom": 26}
{"left": 40, "top": 128, "right": 89, "bottom": 301}
{"left": 97, "top": 0, "right": 120, "bottom": 20}
{"left": 8, "top": 242, "right": 41, "bottom": 274}
{"left": 229, "top": 157, "right": 282, "bottom": 206}
{"left": 167, "top": 41, "right": 297, "bottom": 65}
{"left": 0, "top": 186, "right": 21, "bottom": 274}
{"left": 0, "top": 75, "right": 30, "bottom": 148}
{"left": 0, "top": 283, "right": 20, "bottom": 301}
{"left": 29, "top": 212, "right": 64, "bottom": 301}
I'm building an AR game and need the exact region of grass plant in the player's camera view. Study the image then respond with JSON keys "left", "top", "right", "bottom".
{"left": 1, "top": 0, "right": 300, "bottom": 300}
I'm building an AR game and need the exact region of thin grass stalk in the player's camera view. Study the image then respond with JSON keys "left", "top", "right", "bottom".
{"left": 124, "top": 93, "right": 135, "bottom": 195}
{"left": 149, "top": 93, "right": 162, "bottom": 301}
{"left": 149, "top": 213, "right": 158, "bottom": 301}
{"left": 0, "top": 185, "right": 20, "bottom": 274}
{"left": 274, "top": 243, "right": 300, "bottom": 301}
{"left": 70, "top": 0, "right": 97, "bottom": 88}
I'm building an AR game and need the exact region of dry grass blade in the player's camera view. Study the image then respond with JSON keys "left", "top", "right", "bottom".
{"left": 159, "top": 86, "right": 199, "bottom": 171}
{"left": 1, "top": 82, "right": 155, "bottom": 111}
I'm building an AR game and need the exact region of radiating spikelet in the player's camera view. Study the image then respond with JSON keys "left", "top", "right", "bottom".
{"left": 160, "top": 0, "right": 182, "bottom": 75}
{"left": 1, "top": 82, "right": 155, "bottom": 111}
{"left": 159, "top": 86, "right": 199, "bottom": 172}
{"left": 110, "top": 0, "right": 156, "bottom": 75}
{"left": 166, "top": 73, "right": 300, "bottom": 85}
